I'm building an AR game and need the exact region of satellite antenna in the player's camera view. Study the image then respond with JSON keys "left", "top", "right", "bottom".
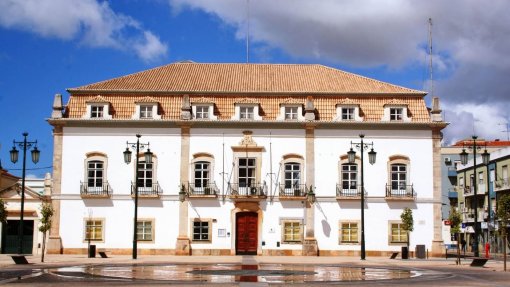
{"left": 428, "top": 18, "right": 434, "bottom": 97}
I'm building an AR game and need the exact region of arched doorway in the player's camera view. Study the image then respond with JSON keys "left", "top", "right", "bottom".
{"left": 236, "top": 212, "right": 258, "bottom": 255}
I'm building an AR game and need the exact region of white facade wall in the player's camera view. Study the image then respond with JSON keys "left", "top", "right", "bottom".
{"left": 58, "top": 126, "right": 436, "bottom": 253}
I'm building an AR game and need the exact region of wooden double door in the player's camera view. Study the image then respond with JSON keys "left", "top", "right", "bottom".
{"left": 236, "top": 212, "right": 258, "bottom": 255}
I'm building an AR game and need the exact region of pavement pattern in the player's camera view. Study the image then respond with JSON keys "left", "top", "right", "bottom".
{"left": 1, "top": 254, "right": 509, "bottom": 286}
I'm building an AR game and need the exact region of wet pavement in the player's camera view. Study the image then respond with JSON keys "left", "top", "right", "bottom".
{"left": 0, "top": 254, "right": 509, "bottom": 286}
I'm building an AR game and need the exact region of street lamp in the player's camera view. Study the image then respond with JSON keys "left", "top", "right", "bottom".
{"left": 347, "top": 134, "right": 376, "bottom": 260}
{"left": 459, "top": 135, "right": 489, "bottom": 257}
{"left": 10, "top": 132, "right": 40, "bottom": 254}
{"left": 123, "top": 134, "right": 152, "bottom": 260}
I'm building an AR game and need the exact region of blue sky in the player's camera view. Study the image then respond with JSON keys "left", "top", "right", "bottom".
{"left": 1, "top": 0, "right": 509, "bottom": 178}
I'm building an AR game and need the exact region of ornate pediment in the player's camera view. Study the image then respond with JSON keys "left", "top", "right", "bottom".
{"left": 135, "top": 96, "right": 158, "bottom": 103}
{"left": 85, "top": 95, "right": 109, "bottom": 103}
{"left": 337, "top": 98, "right": 358, "bottom": 105}
{"left": 239, "top": 130, "right": 257, "bottom": 146}
{"left": 384, "top": 98, "right": 407, "bottom": 106}
{"left": 235, "top": 97, "right": 259, "bottom": 104}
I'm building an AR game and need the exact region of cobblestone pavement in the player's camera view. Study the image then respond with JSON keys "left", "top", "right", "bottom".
{"left": 1, "top": 254, "right": 509, "bottom": 286}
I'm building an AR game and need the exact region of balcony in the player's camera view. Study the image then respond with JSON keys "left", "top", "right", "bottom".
{"left": 336, "top": 184, "right": 365, "bottom": 200}
{"left": 80, "top": 181, "right": 112, "bottom": 198}
{"left": 187, "top": 182, "right": 219, "bottom": 198}
{"left": 464, "top": 184, "right": 486, "bottom": 197}
{"left": 462, "top": 209, "right": 485, "bottom": 223}
{"left": 447, "top": 167, "right": 457, "bottom": 178}
{"left": 494, "top": 179, "right": 510, "bottom": 192}
{"left": 131, "top": 182, "right": 162, "bottom": 198}
{"left": 279, "top": 183, "right": 307, "bottom": 200}
{"left": 228, "top": 182, "right": 267, "bottom": 199}
{"left": 385, "top": 184, "right": 416, "bottom": 201}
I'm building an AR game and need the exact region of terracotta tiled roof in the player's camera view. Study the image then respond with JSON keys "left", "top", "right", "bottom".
{"left": 135, "top": 96, "right": 159, "bottom": 103}
{"left": 85, "top": 95, "right": 109, "bottom": 103}
{"left": 383, "top": 98, "right": 407, "bottom": 106}
{"left": 337, "top": 98, "right": 358, "bottom": 105}
{"left": 69, "top": 63, "right": 425, "bottom": 95}
{"left": 66, "top": 94, "right": 431, "bottom": 122}
{"left": 452, "top": 140, "right": 510, "bottom": 147}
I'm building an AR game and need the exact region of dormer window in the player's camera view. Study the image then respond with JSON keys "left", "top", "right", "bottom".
{"left": 91, "top": 105, "right": 104, "bottom": 118}
{"left": 140, "top": 105, "right": 153, "bottom": 119}
{"left": 285, "top": 107, "right": 298, "bottom": 120}
{"left": 85, "top": 96, "right": 112, "bottom": 119}
{"left": 390, "top": 108, "right": 403, "bottom": 121}
{"left": 334, "top": 103, "right": 362, "bottom": 122}
{"left": 342, "top": 107, "right": 355, "bottom": 120}
{"left": 132, "top": 98, "right": 161, "bottom": 120}
{"left": 192, "top": 103, "right": 217, "bottom": 120}
{"left": 196, "top": 106, "right": 209, "bottom": 119}
{"left": 240, "top": 106, "right": 254, "bottom": 120}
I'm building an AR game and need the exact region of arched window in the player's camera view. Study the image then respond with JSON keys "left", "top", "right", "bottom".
{"left": 338, "top": 155, "right": 360, "bottom": 197}
{"left": 135, "top": 154, "right": 159, "bottom": 196}
{"left": 191, "top": 153, "right": 215, "bottom": 195}
{"left": 82, "top": 152, "right": 110, "bottom": 196}
{"left": 280, "top": 154, "right": 305, "bottom": 197}
{"left": 387, "top": 155, "right": 412, "bottom": 197}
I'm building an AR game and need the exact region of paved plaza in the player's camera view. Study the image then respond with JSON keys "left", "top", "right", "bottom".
{"left": 1, "top": 254, "right": 509, "bottom": 286}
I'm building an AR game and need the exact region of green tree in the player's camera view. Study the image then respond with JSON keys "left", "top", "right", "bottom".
{"left": 448, "top": 207, "right": 462, "bottom": 265}
{"left": 497, "top": 194, "right": 510, "bottom": 271}
{"left": 39, "top": 202, "right": 54, "bottom": 263}
{"left": 0, "top": 199, "right": 7, "bottom": 225}
{"left": 400, "top": 207, "right": 414, "bottom": 250}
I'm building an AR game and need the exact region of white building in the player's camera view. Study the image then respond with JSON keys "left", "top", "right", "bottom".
{"left": 46, "top": 62, "right": 447, "bottom": 256}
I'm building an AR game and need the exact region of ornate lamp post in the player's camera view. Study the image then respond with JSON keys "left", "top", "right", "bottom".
{"left": 459, "top": 135, "right": 489, "bottom": 257}
{"left": 10, "top": 132, "right": 40, "bottom": 254}
{"left": 347, "top": 134, "right": 376, "bottom": 260}
{"left": 123, "top": 134, "right": 152, "bottom": 260}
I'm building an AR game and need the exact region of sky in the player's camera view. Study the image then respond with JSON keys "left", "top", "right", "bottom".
{"left": 1, "top": 0, "right": 509, "bottom": 178}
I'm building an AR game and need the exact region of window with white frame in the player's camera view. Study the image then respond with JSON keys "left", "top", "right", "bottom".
{"left": 195, "top": 105, "right": 209, "bottom": 119}
{"left": 136, "top": 220, "right": 154, "bottom": 241}
{"left": 390, "top": 222, "right": 408, "bottom": 243}
{"left": 284, "top": 162, "right": 301, "bottom": 189}
{"left": 240, "top": 106, "right": 254, "bottom": 120}
{"left": 87, "top": 160, "right": 104, "bottom": 190}
{"left": 342, "top": 107, "right": 355, "bottom": 120}
{"left": 342, "top": 163, "right": 358, "bottom": 191}
{"left": 390, "top": 108, "right": 403, "bottom": 121}
{"left": 90, "top": 105, "right": 104, "bottom": 118}
{"left": 194, "top": 161, "right": 210, "bottom": 188}
{"left": 192, "top": 219, "right": 211, "bottom": 242}
{"left": 339, "top": 222, "right": 359, "bottom": 243}
{"left": 391, "top": 164, "right": 407, "bottom": 191}
{"left": 238, "top": 158, "right": 256, "bottom": 187}
{"left": 84, "top": 219, "right": 104, "bottom": 241}
{"left": 139, "top": 105, "right": 153, "bottom": 119}
{"left": 137, "top": 160, "right": 153, "bottom": 192}
{"left": 282, "top": 220, "right": 302, "bottom": 243}
{"left": 285, "top": 106, "right": 299, "bottom": 120}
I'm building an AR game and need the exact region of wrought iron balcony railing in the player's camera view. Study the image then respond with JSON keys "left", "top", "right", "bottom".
{"left": 336, "top": 184, "right": 365, "bottom": 198}
{"left": 187, "top": 182, "right": 218, "bottom": 197}
{"left": 80, "top": 181, "right": 112, "bottom": 197}
{"left": 228, "top": 182, "right": 266, "bottom": 198}
{"left": 385, "top": 184, "right": 416, "bottom": 199}
{"left": 279, "top": 183, "right": 307, "bottom": 198}
{"left": 131, "top": 182, "right": 162, "bottom": 197}
{"left": 495, "top": 179, "right": 510, "bottom": 192}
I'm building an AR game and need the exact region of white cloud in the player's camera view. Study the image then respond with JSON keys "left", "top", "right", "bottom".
{"left": 0, "top": 0, "right": 168, "bottom": 62}
{"left": 171, "top": 0, "right": 510, "bottom": 142}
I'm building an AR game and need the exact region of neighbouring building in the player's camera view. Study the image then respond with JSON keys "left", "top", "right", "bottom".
{"left": 0, "top": 166, "right": 52, "bottom": 255}
{"left": 46, "top": 62, "right": 447, "bottom": 256}
{"left": 455, "top": 143, "right": 510, "bottom": 253}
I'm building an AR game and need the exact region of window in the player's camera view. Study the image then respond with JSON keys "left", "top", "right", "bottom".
{"left": 195, "top": 106, "right": 209, "bottom": 119}
{"left": 342, "top": 107, "right": 355, "bottom": 120}
{"left": 90, "top": 105, "right": 104, "bottom": 118}
{"left": 282, "top": 221, "right": 302, "bottom": 243}
{"left": 139, "top": 105, "right": 153, "bottom": 119}
{"left": 503, "top": 165, "right": 508, "bottom": 181}
{"left": 285, "top": 106, "right": 298, "bottom": 120}
{"left": 284, "top": 162, "right": 301, "bottom": 188}
{"left": 390, "top": 223, "right": 408, "bottom": 243}
{"left": 194, "top": 161, "right": 210, "bottom": 188}
{"left": 239, "top": 158, "right": 256, "bottom": 187}
{"left": 240, "top": 106, "right": 254, "bottom": 120}
{"left": 136, "top": 220, "right": 153, "bottom": 241}
{"left": 137, "top": 160, "right": 153, "bottom": 192}
{"left": 342, "top": 164, "right": 357, "bottom": 190}
{"left": 192, "top": 220, "right": 211, "bottom": 241}
{"left": 340, "top": 222, "right": 359, "bottom": 243}
{"left": 391, "top": 164, "right": 407, "bottom": 191}
{"left": 87, "top": 160, "right": 104, "bottom": 191}
{"left": 84, "top": 219, "right": 104, "bottom": 241}
{"left": 390, "top": 108, "right": 403, "bottom": 121}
